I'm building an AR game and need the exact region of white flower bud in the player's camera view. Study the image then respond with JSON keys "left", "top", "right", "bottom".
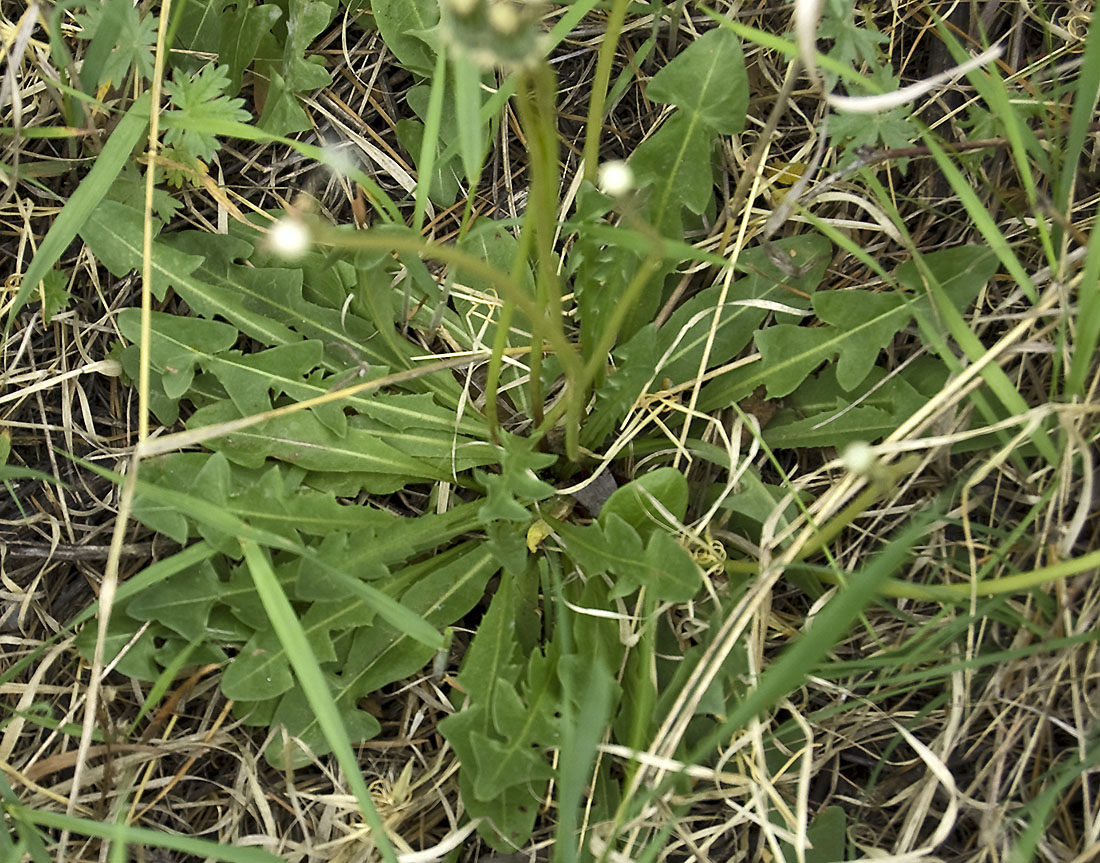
{"left": 841, "top": 441, "right": 876, "bottom": 476}
{"left": 488, "top": 2, "right": 519, "bottom": 34}
{"left": 598, "top": 159, "right": 634, "bottom": 197}
{"left": 268, "top": 217, "right": 310, "bottom": 259}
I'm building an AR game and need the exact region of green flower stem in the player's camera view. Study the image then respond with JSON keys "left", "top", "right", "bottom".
{"left": 512, "top": 62, "right": 587, "bottom": 459}
{"left": 485, "top": 206, "right": 536, "bottom": 443}
{"left": 484, "top": 300, "right": 517, "bottom": 444}
{"left": 533, "top": 242, "right": 663, "bottom": 442}
{"left": 582, "top": 0, "right": 631, "bottom": 183}
{"left": 514, "top": 65, "right": 562, "bottom": 429}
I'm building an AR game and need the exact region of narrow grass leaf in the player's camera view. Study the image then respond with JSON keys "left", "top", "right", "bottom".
{"left": 1066, "top": 197, "right": 1100, "bottom": 397}
{"left": 1007, "top": 735, "right": 1100, "bottom": 863}
{"left": 931, "top": 16, "right": 1053, "bottom": 272}
{"left": 0, "top": 775, "right": 52, "bottom": 863}
{"left": 5, "top": 807, "right": 282, "bottom": 863}
{"left": 1054, "top": 9, "right": 1100, "bottom": 218}
{"left": 452, "top": 49, "right": 484, "bottom": 185}
{"left": 7, "top": 92, "right": 150, "bottom": 334}
{"left": 413, "top": 50, "right": 447, "bottom": 232}
{"left": 918, "top": 129, "right": 1038, "bottom": 302}
{"left": 693, "top": 509, "right": 936, "bottom": 758}
{"left": 241, "top": 540, "right": 401, "bottom": 863}
{"left": 278, "top": 545, "right": 499, "bottom": 762}
{"left": 900, "top": 239, "right": 1059, "bottom": 465}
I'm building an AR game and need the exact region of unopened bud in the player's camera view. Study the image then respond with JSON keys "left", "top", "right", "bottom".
{"left": 598, "top": 160, "right": 634, "bottom": 197}
{"left": 268, "top": 217, "right": 310, "bottom": 259}
{"left": 488, "top": 1, "right": 520, "bottom": 34}
{"left": 841, "top": 441, "right": 876, "bottom": 476}
{"left": 447, "top": 0, "right": 478, "bottom": 15}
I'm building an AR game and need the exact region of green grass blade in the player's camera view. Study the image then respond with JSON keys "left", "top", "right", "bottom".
{"left": 695, "top": 508, "right": 938, "bottom": 759}
{"left": 5, "top": 807, "right": 283, "bottom": 863}
{"left": 4, "top": 827, "right": 50, "bottom": 861}
{"left": 5, "top": 92, "right": 150, "bottom": 335}
{"left": 0, "top": 466, "right": 68, "bottom": 486}
{"left": 630, "top": 512, "right": 936, "bottom": 863}
{"left": 908, "top": 245, "right": 1059, "bottom": 468}
{"left": 413, "top": 50, "right": 447, "bottom": 234}
{"left": 240, "top": 540, "right": 400, "bottom": 863}
{"left": 1066, "top": 197, "right": 1100, "bottom": 396}
{"left": 452, "top": 48, "right": 484, "bottom": 187}
{"left": 0, "top": 775, "right": 51, "bottom": 863}
{"left": 1007, "top": 733, "right": 1100, "bottom": 863}
{"left": 857, "top": 158, "right": 1059, "bottom": 467}
{"left": 78, "top": 0, "right": 131, "bottom": 94}
{"left": 918, "top": 128, "right": 1040, "bottom": 303}
{"left": 1053, "top": 5, "right": 1100, "bottom": 220}
{"left": 931, "top": 18, "right": 1055, "bottom": 277}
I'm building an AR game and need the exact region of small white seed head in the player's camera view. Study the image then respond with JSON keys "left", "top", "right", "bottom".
{"left": 598, "top": 159, "right": 634, "bottom": 197}
{"left": 269, "top": 217, "right": 310, "bottom": 259}
{"left": 841, "top": 441, "right": 877, "bottom": 476}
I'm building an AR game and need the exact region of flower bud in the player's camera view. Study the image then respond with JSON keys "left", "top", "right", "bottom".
{"left": 841, "top": 441, "right": 876, "bottom": 476}
{"left": 268, "top": 217, "right": 310, "bottom": 260}
{"left": 598, "top": 160, "right": 634, "bottom": 197}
